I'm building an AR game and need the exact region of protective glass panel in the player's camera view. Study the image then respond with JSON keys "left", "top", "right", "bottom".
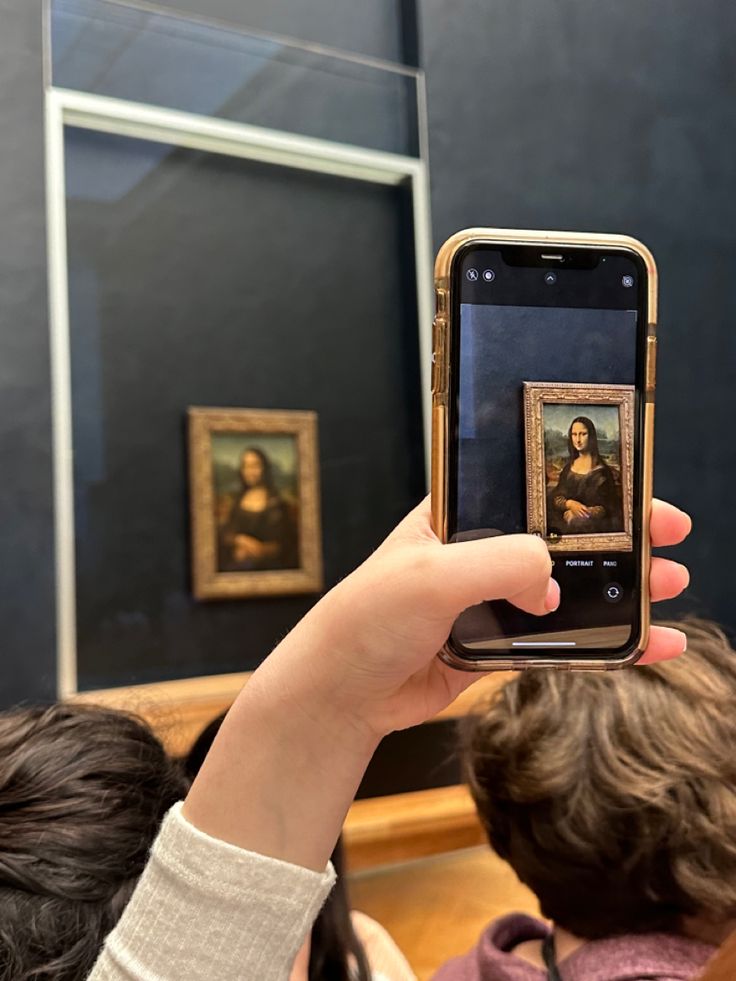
{"left": 65, "top": 127, "right": 423, "bottom": 690}
{"left": 51, "top": 0, "right": 422, "bottom": 156}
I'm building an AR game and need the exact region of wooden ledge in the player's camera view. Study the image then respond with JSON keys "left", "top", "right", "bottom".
{"left": 344, "top": 784, "right": 485, "bottom": 872}
{"left": 71, "top": 671, "right": 252, "bottom": 757}
{"left": 71, "top": 670, "right": 514, "bottom": 757}
{"left": 73, "top": 673, "right": 507, "bottom": 871}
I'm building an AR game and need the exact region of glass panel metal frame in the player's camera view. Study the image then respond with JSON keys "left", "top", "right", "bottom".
{"left": 44, "top": 1, "right": 433, "bottom": 698}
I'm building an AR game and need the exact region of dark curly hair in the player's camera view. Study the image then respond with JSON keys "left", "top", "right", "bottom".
{"left": 462, "top": 619, "right": 736, "bottom": 940}
{"left": 0, "top": 703, "right": 188, "bottom": 980}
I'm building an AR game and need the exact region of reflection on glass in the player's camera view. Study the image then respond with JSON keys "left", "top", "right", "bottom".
{"left": 64, "top": 128, "right": 423, "bottom": 690}
{"left": 51, "top": 0, "right": 420, "bottom": 156}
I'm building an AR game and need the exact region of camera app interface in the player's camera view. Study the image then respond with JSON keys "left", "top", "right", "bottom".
{"left": 450, "top": 248, "right": 645, "bottom": 656}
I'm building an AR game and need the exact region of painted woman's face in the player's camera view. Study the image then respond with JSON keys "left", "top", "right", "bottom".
{"left": 570, "top": 422, "right": 589, "bottom": 453}
{"left": 241, "top": 451, "right": 264, "bottom": 487}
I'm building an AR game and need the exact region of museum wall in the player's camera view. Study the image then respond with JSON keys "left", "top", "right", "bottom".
{"left": 0, "top": 0, "right": 419, "bottom": 708}
{"left": 420, "top": 0, "right": 736, "bottom": 632}
{"left": 0, "top": 1, "right": 55, "bottom": 704}
{"left": 1, "top": 0, "right": 735, "bottom": 731}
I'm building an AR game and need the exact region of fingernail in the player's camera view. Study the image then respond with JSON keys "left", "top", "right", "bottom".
{"left": 545, "top": 579, "right": 561, "bottom": 612}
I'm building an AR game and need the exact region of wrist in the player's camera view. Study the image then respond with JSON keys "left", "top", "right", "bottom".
{"left": 245, "top": 636, "right": 382, "bottom": 762}
{"left": 246, "top": 586, "right": 382, "bottom": 737}
{"left": 184, "top": 645, "right": 380, "bottom": 873}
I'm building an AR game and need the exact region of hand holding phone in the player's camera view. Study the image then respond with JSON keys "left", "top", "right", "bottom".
{"left": 432, "top": 228, "right": 660, "bottom": 669}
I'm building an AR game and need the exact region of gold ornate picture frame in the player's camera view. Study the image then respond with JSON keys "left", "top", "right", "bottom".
{"left": 523, "top": 382, "right": 635, "bottom": 553}
{"left": 188, "top": 407, "right": 323, "bottom": 599}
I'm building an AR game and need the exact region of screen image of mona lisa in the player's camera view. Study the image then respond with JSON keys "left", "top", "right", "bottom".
{"left": 523, "top": 382, "right": 635, "bottom": 553}
{"left": 189, "top": 407, "right": 323, "bottom": 599}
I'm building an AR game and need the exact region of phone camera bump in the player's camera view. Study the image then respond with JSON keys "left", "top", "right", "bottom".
{"left": 544, "top": 271, "right": 557, "bottom": 285}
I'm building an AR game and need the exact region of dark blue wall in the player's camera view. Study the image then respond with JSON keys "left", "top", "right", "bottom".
{"left": 420, "top": 0, "right": 736, "bottom": 631}
{"left": 0, "top": 0, "right": 410, "bottom": 707}
{"left": 0, "top": 1, "right": 56, "bottom": 704}
{"left": 2, "top": 0, "right": 736, "bottom": 706}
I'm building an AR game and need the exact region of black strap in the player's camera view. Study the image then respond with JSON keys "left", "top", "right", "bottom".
{"left": 541, "top": 933, "right": 563, "bottom": 981}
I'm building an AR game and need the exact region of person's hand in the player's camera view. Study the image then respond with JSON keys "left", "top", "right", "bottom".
{"left": 186, "top": 496, "right": 690, "bottom": 872}
{"left": 565, "top": 499, "right": 591, "bottom": 519}
{"left": 256, "top": 497, "right": 691, "bottom": 740}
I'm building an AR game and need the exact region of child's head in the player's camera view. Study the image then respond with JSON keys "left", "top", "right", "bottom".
{"left": 462, "top": 619, "right": 736, "bottom": 940}
{"left": 0, "top": 703, "right": 187, "bottom": 980}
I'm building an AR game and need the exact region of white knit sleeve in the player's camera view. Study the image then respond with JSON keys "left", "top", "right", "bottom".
{"left": 87, "top": 801, "right": 336, "bottom": 981}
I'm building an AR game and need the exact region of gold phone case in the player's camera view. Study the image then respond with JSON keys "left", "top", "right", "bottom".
{"left": 431, "top": 228, "right": 657, "bottom": 671}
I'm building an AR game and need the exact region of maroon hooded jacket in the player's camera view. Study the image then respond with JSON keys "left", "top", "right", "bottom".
{"left": 431, "top": 914, "right": 716, "bottom": 981}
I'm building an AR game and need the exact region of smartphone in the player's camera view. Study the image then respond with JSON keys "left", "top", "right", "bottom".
{"left": 431, "top": 229, "right": 656, "bottom": 670}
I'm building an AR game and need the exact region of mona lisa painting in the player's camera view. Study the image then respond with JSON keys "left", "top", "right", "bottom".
{"left": 523, "top": 382, "right": 635, "bottom": 552}
{"left": 188, "top": 407, "right": 323, "bottom": 599}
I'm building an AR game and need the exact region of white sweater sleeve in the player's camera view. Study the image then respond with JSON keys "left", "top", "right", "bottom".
{"left": 87, "top": 802, "right": 336, "bottom": 981}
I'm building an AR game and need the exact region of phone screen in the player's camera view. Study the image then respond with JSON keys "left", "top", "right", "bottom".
{"left": 447, "top": 244, "right": 648, "bottom": 659}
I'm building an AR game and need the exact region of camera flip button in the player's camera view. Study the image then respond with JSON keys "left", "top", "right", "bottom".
{"left": 604, "top": 583, "right": 623, "bottom": 603}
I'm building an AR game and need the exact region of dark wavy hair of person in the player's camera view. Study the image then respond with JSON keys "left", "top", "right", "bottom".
{"left": 186, "top": 715, "right": 370, "bottom": 981}
{"left": 240, "top": 446, "right": 277, "bottom": 495}
{"left": 0, "top": 703, "right": 188, "bottom": 981}
{"left": 567, "top": 415, "right": 602, "bottom": 466}
{"left": 462, "top": 618, "right": 736, "bottom": 940}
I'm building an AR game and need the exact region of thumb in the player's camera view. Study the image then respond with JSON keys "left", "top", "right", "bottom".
{"left": 425, "top": 533, "right": 557, "bottom": 619}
